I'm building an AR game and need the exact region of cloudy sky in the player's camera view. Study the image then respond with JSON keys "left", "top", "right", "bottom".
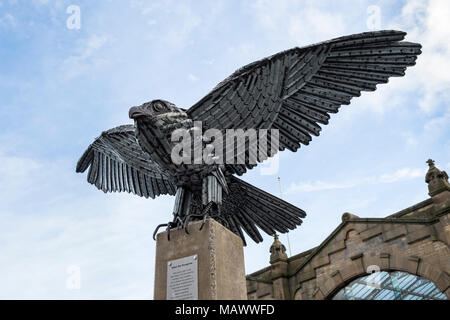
{"left": 0, "top": 0, "right": 449, "bottom": 299}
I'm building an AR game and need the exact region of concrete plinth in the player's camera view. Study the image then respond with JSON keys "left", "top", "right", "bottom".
{"left": 154, "top": 218, "right": 247, "bottom": 300}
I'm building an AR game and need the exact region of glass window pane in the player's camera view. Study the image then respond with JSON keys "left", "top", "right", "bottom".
{"left": 332, "top": 271, "right": 447, "bottom": 300}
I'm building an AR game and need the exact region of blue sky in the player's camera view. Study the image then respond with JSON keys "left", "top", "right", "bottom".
{"left": 0, "top": 0, "right": 449, "bottom": 299}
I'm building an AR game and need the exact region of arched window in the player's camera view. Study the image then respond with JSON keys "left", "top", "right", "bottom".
{"left": 332, "top": 270, "right": 447, "bottom": 300}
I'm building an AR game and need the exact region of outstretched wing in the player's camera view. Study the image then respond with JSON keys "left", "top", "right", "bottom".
{"left": 76, "top": 124, "right": 176, "bottom": 198}
{"left": 221, "top": 176, "right": 306, "bottom": 245}
{"left": 187, "top": 30, "right": 422, "bottom": 175}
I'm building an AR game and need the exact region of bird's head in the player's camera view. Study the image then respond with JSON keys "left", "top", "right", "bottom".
{"left": 129, "top": 100, "right": 176, "bottom": 120}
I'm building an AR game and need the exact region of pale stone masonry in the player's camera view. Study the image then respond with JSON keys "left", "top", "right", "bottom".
{"left": 154, "top": 218, "right": 247, "bottom": 300}
{"left": 246, "top": 160, "right": 450, "bottom": 300}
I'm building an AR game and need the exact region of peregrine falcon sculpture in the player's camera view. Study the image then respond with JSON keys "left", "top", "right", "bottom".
{"left": 76, "top": 30, "right": 422, "bottom": 244}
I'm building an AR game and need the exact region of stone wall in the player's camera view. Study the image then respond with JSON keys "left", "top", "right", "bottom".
{"left": 246, "top": 160, "right": 450, "bottom": 300}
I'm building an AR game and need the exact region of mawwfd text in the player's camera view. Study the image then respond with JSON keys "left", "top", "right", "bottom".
{"left": 220, "top": 304, "right": 274, "bottom": 315}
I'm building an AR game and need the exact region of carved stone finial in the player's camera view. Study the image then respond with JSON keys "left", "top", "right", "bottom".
{"left": 342, "top": 212, "right": 360, "bottom": 222}
{"left": 270, "top": 234, "right": 288, "bottom": 264}
{"left": 425, "top": 159, "right": 450, "bottom": 197}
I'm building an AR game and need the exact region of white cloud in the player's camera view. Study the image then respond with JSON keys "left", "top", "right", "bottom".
{"left": 287, "top": 180, "right": 356, "bottom": 193}
{"left": 248, "top": 0, "right": 348, "bottom": 46}
{"left": 0, "top": 13, "right": 16, "bottom": 28}
{"left": 401, "top": 131, "right": 419, "bottom": 148}
{"left": 62, "top": 34, "right": 112, "bottom": 79}
{"left": 387, "top": 0, "right": 450, "bottom": 114}
{"left": 132, "top": 1, "right": 203, "bottom": 49}
{"left": 423, "top": 110, "right": 450, "bottom": 138}
{"left": 375, "top": 167, "right": 426, "bottom": 184}
{"left": 188, "top": 74, "right": 198, "bottom": 82}
{"left": 203, "top": 59, "right": 215, "bottom": 65}
{"left": 286, "top": 167, "right": 427, "bottom": 193}
{"left": 400, "top": 109, "right": 450, "bottom": 149}
{"left": 0, "top": 152, "right": 173, "bottom": 299}
{"left": 225, "top": 43, "right": 258, "bottom": 66}
{"left": 32, "top": 0, "right": 50, "bottom": 6}
{"left": 247, "top": 0, "right": 450, "bottom": 117}
{"left": 0, "top": 154, "right": 42, "bottom": 201}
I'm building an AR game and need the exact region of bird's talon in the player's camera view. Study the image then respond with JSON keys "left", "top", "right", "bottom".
{"left": 199, "top": 213, "right": 208, "bottom": 231}
{"left": 184, "top": 216, "right": 190, "bottom": 234}
{"left": 153, "top": 223, "right": 169, "bottom": 240}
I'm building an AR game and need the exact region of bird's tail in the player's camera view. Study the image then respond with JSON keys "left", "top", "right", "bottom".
{"left": 220, "top": 176, "right": 306, "bottom": 245}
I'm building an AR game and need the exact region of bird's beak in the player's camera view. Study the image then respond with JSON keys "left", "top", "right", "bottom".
{"left": 129, "top": 106, "right": 150, "bottom": 119}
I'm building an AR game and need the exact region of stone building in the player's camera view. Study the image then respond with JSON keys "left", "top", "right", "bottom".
{"left": 246, "top": 159, "right": 450, "bottom": 300}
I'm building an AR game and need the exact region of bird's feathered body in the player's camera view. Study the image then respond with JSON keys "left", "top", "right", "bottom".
{"left": 131, "top": 102, "right": 195, "bottom": 179}
{"left": 76, "top": 30, "right": 422, "bottom": 244}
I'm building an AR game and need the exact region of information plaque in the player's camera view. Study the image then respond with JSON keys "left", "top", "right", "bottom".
{"left": 166, "top": 254, "right": 198, "bottom": 300}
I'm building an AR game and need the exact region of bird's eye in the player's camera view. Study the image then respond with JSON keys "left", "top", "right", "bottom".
{"left": 153, "top": 102, "right": 164, "bottom": 112}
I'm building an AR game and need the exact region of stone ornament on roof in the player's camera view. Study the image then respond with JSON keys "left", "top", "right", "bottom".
{"left": 425, "top": 159, "right": 450, "bottom": 197}
{"left": 270, "top": 234, "right": 288, "bottom": 263}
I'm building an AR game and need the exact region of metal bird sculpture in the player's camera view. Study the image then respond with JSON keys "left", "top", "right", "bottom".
{"left": 76, "top": 30, "right": 421, "bottom": 245}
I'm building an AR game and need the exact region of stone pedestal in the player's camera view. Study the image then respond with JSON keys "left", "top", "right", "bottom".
{"left": 154, "top": 218, "right": 247, "bottom": 300}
